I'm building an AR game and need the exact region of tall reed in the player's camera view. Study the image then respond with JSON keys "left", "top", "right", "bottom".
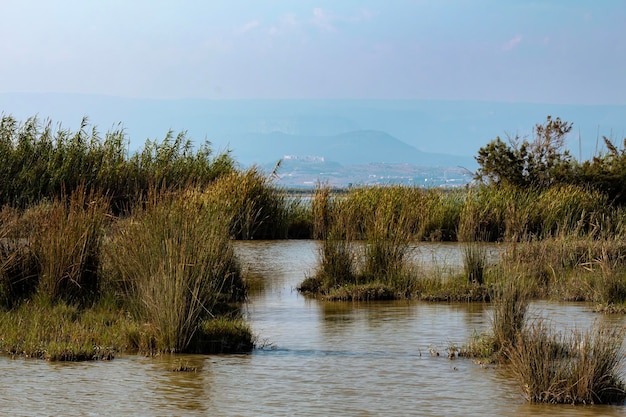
{"left": 463, "top": 242, "right": 486, "bottom": 285}
{"left": 360, "top": 196, "right": 416, "bottom": 295}
{"left": 0, "top": 114, "right": 235, "bottom": 211}
{"left": 490, "top": 276, "right": 532, "bottom": 354}
{"left": 458, "top": 184, "right": 611, "bottom": 242}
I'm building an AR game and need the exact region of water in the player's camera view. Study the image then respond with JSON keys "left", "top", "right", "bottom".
{"left": 1, "top": 240, "right": 625, "bottom": 416}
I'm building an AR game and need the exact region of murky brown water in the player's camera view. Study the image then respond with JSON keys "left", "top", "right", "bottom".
{"left": 1, "top": 240, "right": 625, "bottom": 416}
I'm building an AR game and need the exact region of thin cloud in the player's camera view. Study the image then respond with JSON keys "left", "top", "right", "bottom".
{"left": 236, "top": 19, "right": 261, "bottom": 34}
{"left": 346, "top": 8, "right": 378, "bottom": 23}
{"left": 269, "top": 13, "right": 299, "bottom": 36}
{"left": 312, "top": 8, "right": 336, "bottom": 32}
{"left": 503, "top": 34, "right": 523, "bottom": 51}
{"left": 310, "top": 7, "right": 376, "bottom": 33}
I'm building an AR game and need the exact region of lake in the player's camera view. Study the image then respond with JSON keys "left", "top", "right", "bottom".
{"left": 1, "top": 240, "right": 625, "bottom": 416}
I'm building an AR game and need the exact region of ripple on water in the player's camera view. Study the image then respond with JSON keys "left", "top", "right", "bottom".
{"left": 1, "top": 241, "right": 625, "bottom": 416}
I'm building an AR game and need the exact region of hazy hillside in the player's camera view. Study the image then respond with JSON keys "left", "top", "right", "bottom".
{"left": 225, "top": 130, "right": 474, "bottom": 167}
{"left": 2, "top": 93, "right": 625, "bottom": 167}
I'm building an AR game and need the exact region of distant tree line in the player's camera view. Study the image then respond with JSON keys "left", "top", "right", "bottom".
{"left": 475, "top": 115, "right": 626, "bottom": 205}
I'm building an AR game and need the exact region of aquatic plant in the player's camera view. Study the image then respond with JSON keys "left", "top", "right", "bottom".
{"left": 465, "top": 272, "right": 532, "bottom": 360}
{"left": 302, "top": 184, "right": 419, "bottom": 300}
{"left": 0, "top": 299, "right": 131, "bottom": 361}
{"left": 490, "top": 275, "right": 531, "bottom": 355}
{"left": 208, "top": 167, "right": 291, "bottom": 239}
{"left": 507, "top": 320, "right": 626, "bottom": 404}
{"left": 462, "top": 242, "right": 487, "bottom": 285}
{"left": 193, "top": 316, "right": 254, "bottom": 354}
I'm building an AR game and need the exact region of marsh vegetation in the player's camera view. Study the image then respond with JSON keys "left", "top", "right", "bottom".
{"left": 1, "top": 114, "right": 626, "bottom": 405}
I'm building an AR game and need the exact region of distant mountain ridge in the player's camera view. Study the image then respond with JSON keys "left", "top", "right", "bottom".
{"left": 1, "top": 93, "right": 625, "bottom": 168}
{"left": 226, "top": 130, "right": 474, "bottom": 167}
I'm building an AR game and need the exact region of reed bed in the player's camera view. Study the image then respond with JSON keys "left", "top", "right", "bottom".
{"left": 0, "top": 114, "right": 235, "bottom": 211}
{"left": 458, "top": 184, "right": 610, "bottom": 242}
{"left": 0, "top": 185, "right": 256, "bottom": 359}
{"left": 497, "top": 237, "right": 626, "bottom": 308}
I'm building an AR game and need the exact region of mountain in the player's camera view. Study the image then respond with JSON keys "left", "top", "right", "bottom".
{"left": 1, "top": 93, "right": 625, "bottom": 167}
{"left": 224, "top": 130, "right": 474, "bottom": 167}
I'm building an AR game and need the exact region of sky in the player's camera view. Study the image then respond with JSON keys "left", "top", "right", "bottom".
{"left": 1, "top": 0, "right": 625, "bottom": 104}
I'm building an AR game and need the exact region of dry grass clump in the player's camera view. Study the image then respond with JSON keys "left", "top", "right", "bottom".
{"left": 29, "top": 188, "right": 110, "bottom": 304}
{"left": 414, "top": 274, "right": 489, "bottom": 302}
{"left": 208, "top": 167, "right": 291, "bottom": 239}
{"left": 490, "top": 277, "right": 532, "bottom": 354}
{"left": 498, "top": 238, "right": 626, "bottom": 306}
{"left": 0, "top": 206, "right": 39, "bottom": 308}
{"left": 463, "top": 242, "right": 487, "bottom": 285}
{"left": 0, "top": 184, "right": 256, "bottom": 360}
{"left": 507, "top": 321, "right": 626, "bottom": 404}
{"left": 458, "top": 184, "right": 610, "bottom": 242}
{"left": 104, "top": 189, "right": 246, "bottom": 353}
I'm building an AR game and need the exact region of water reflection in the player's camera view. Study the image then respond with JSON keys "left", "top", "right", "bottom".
{"left": 148, "top": 355, "right": 210, "bottom": 414}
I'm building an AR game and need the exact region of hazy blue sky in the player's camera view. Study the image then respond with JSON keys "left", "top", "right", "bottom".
{"left": 1, "top": 1, "right": 624, "bottom": 104}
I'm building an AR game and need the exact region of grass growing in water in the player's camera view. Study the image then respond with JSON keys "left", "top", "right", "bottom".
{"left": 300, "top": 184, "right": 419, "bottom": 300}
{"left": 463, "top": 242, "right": 487, "bottom": 285}
{"left": 507, "top": 321, "right": 626, "bottom": 404}
{"left": 466, "top": 273, "right": 532, "bottom": 361}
